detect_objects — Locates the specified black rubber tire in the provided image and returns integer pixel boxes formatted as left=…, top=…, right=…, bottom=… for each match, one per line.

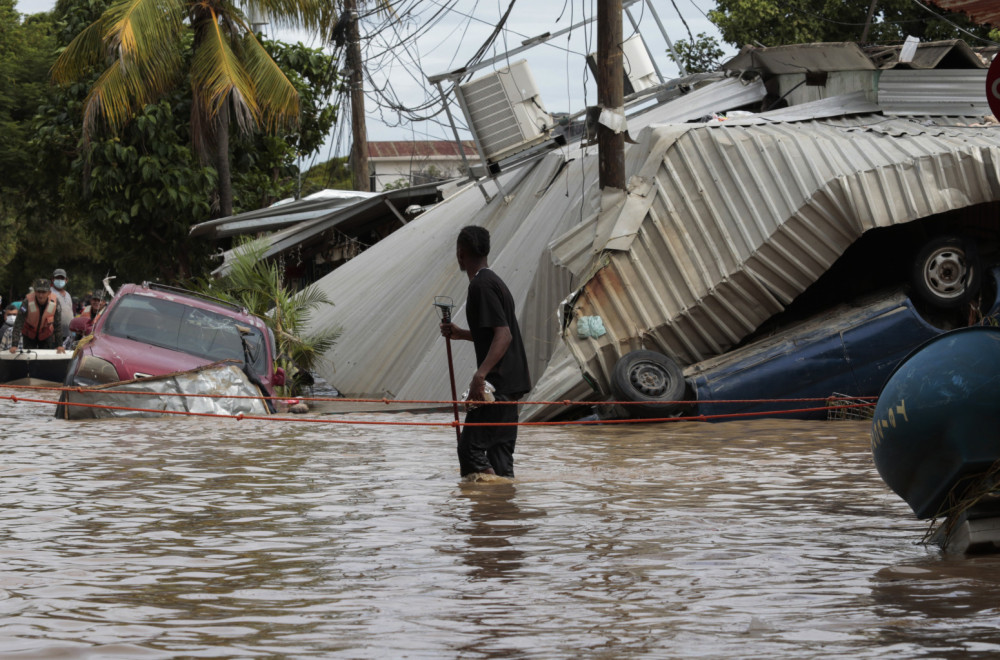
left=910, top=235, right=981, bottom=310
left=610, top=350, right=687, bottom=419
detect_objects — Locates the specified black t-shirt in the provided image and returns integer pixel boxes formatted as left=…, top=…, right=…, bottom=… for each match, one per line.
left=465, top=268, right=531, bottom=398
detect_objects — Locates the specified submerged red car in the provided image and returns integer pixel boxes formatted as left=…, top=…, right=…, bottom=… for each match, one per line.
left=64, top=283, right=280, bottom=398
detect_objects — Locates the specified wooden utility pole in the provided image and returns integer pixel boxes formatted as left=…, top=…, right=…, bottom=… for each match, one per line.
left=861, top=0, right=878, bottom=43
left=597, top=0, right=625, bottom=190
left=344, top=0, right=370, bottom=192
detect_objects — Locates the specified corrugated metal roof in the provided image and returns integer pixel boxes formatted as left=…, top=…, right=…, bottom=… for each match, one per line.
left=886, top=39, right=986, bottom=69
left=709, top=91, right=880, bottom=124
left=304, top=153, right=587, bottom=402
left=637, top=76, right=767, bottom=124
left=724, top=40, right=988, bottom=75
left=368, top=140, right=478, bottom=159
left=928, top=0, right=1000, bottom=27
left=878, top=69, right=990, bottom=115
left=724, top=43, right=876, bottom=74
left=560, top=116, right=1000, bottom=396
left=191, top=184, right=440, bottom=241
left=208, top=184, right=445, bottom=275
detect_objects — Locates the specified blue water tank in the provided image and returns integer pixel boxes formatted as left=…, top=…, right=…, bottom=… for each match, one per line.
left=871, top=325, right=1000, bottom=519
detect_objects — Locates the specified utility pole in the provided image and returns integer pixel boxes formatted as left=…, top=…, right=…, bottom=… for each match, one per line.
left=861, top=0, right=878, bottom=43
left=344, top=0, right=370, bottom=192
left=597, top=0, right=626, bottom=190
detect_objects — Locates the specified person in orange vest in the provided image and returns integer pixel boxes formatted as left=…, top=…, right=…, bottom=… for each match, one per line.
left=9, top=279, right=66, bottom=354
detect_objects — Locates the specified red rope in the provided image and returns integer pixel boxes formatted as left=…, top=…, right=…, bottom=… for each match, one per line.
left=1, top=391, right=876, bottom=426
left=0, top=382, right=876, bottom=408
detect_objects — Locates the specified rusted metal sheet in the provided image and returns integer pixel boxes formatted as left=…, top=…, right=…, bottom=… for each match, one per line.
left=927, top=0, right=1000, bottom=27
left=560, top=116, right=1000, bottom=397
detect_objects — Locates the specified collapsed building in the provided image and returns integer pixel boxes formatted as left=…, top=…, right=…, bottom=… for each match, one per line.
left=192, top=40, right=1000, bottom=420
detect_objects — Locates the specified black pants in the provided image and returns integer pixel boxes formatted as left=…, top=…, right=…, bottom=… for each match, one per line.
left=457, top=395, right=518, bottom=478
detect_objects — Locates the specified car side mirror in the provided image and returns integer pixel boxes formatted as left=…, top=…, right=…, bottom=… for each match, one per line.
left=273, top=367, right=285, bottom=386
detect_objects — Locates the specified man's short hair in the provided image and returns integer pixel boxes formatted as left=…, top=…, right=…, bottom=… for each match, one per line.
left=4, top=304, right=16, bottom=312
left=458, top=225, right=490, bottom=258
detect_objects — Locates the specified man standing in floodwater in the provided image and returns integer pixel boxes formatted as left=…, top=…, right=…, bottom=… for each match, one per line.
left=440, top=226, right=531, bottom=478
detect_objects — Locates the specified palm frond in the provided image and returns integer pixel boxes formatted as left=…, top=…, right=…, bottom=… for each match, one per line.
left=81, top=58, right=155, bottom=137
left=190, top=10, right=260, bottom=133
left=51, top=18, right=110, bottom=84
left=239, top=30, right=299, bottom=131
left=102, top=0, right=185, bottom=96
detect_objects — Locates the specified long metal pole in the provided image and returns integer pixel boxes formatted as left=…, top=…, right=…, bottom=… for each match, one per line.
left=644, top=0, right=686, bottom=77
left=441, top=308, right=462, bottom=443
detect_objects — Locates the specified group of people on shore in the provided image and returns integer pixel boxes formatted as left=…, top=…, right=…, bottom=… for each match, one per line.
left=1, top=268, right=106, bottom=353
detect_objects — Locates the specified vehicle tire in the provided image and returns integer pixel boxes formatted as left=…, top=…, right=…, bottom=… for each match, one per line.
left=610, top=350, right=687, bottom=419
left=911, top=236, right=981, bottom=310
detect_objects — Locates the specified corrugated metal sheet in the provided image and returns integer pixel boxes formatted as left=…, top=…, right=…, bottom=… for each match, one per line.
left=190, top=192, right=376, bottom=238
left=304, top=152, right=591, bottom=403
left=887, top=39, right=985, bottom=69
left=637, top=76, right=767, bottom=124
left=723, top=43, right=876, bottom=74
left=772, top=71, right=879, bottom=108
left=724, top=40, right=987, bottom=76
left=716, top=91, right=880, bottom=124
left=928, top=0, right=1000, bottom=27
left=561, top=116, right=1000, bottom=396
left=879, top=69, right=991, bottom=115
left=190, top=185, right=444, bottom=240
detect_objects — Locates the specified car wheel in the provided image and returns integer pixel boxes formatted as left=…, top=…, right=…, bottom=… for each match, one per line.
left=610, top=350, right=687, bottom=419
left=911, top=236, right=981, bottom=310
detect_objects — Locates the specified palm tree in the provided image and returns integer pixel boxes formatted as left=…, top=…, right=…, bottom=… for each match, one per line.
left=51, top=0, right=335, bottom=216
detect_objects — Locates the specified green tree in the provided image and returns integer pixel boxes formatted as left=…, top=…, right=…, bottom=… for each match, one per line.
left=49, top=0, right=334, bottom=217
left=0, top=0, right=61, bottom=287
left=709, top=0, right=994, bottom=48
left=671, top=32, right=726, bottom=75
left=229, top=39, right=339, bottom=211
left=299, top=157, right=353, bottom=196
left=189, top=238, right=341, bottom=395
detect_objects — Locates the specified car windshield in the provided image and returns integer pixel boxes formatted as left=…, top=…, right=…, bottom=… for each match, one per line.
left=103, top=294, right=269, bottom=375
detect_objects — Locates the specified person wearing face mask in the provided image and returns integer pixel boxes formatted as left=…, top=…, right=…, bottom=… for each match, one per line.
left=51, top=268, right=73, bottom=342
left=9, top=279, right=65, bottom=354
left=0, top=304, right=19, bottom=351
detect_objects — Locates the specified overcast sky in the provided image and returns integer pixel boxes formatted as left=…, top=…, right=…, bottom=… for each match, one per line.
left=14, top=0, right=731, bottom=163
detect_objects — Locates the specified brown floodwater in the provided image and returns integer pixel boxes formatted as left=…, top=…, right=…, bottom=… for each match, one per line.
left=1, top=388, right=998, bottom=659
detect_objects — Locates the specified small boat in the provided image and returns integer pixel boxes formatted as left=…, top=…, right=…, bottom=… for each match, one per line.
left=0, top=348, right=73, bottom=384
left=871, top=324, right=1000, bottom=551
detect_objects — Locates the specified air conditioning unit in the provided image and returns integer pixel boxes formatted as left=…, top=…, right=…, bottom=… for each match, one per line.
left=458, top=60, right=554, bottom=164
left=621, top=34, right=658, bottom=93
left=586, top=34, right=660, bottom=95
